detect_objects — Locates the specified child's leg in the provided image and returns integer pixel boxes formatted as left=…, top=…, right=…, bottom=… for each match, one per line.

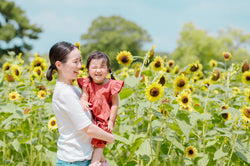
left=90, top=147, right=104, bottom=166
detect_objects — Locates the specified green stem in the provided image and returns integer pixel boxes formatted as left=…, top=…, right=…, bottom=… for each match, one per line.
left=115, top=145, right=125, bottom=166
left=202, top=87, right=210, bottom=154
left=227, top=134, right=239, bottom=166
left=154, top=119, right=165, bottom=166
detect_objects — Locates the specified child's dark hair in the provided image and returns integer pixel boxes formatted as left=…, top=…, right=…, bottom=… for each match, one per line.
left=46, top=41, right=78, bottom=81
left=86, top=51, right=115, bottom=81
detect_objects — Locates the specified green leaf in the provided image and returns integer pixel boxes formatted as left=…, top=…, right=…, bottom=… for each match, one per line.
left=166, top=135, right=184, bottom=152
left=213, top=149, right=228, bottom=160
left=235, top=149, right=250, bottom=164
left=124, top=76, right=140, bottom=87
left=132, top=117, right=144, bottom=126
left=114, top=134, right=129, bottom=145
left=35, top=145, right=43, bottom=151
left=0, top=140, right=6, bottom=147
left=135, top=139, right=153, bottom=157
left=198, top=154, right=209, bottom=166
left=176, top=119, right=191, bottom=140
left=119, top=88, right=134, bottom=100
left=206, top=140, right=216, bottom=147
left=142, top=69, right=153, bottom=76
left=12, top=139, right=21, bottom=152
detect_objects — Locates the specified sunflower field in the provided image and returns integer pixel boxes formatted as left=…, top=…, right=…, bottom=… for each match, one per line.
left=0, top=46, right=250, bottom=166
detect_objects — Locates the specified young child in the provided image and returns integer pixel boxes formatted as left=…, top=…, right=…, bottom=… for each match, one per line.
left=77, top=51, right=124, bottom=166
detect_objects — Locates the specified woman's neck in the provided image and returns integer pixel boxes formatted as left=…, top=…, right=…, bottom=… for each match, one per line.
left=58, top=77, right=73, bottom=85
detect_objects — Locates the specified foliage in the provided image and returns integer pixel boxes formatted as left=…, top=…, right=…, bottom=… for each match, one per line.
left=171, top=23, right=250, bottom=71
left=1, top=48, right=250, bottom=165
left=80, top=15, right=151, bottom=70
left=0, top=0, right=42, bottom=57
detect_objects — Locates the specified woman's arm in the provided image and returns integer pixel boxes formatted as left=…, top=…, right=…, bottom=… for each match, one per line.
left=107, top=93, right=119, bottom=132
left=80, top=86, right=92, bottom=111
left=82, top=124, right=115, bottom=144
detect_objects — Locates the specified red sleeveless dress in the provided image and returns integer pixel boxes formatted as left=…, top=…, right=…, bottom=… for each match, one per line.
left=77, top=77, right=124, bottom=148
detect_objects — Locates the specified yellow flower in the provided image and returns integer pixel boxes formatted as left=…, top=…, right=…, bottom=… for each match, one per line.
left=167, top=60, right=175, bottom=68
left=38, top=90, right=46, bottom=99
left=174, top=74, right=188, bottom=91
left=48, top=117, right=58, bottom=130
left=242, top=61, right=249, bottom=73
left=241, top=105, right=250, bottom=123
left=188, top=84, right=195, bottom=93
left=18, top=53, right=24, bottom=64
left=158, top=75, right=166, bottom=86
left=116, top=51, right=133, bottom=66
left=151, top=56, right=164, bottom=72
left=211, top=69, right=220, bottom=82
left=209, top=59, right=217, bottom=68
left=11, top=65, right=22, bottom=80
left=173, top=65, right=179, bottom=75
left=242, top=71, right=250, bottom=85
left=244, top=88, right=250, bottom=102
left=221, top=113, right=231, bottom=121
left=188, top=61, right=202, bottom=73
left=223, top=52, right=231, bottom=61
left=221, top=104, right=229, bottom=110
left=165, top=67, right=171, bottom=73
left=195, top=70, right=204, bottom=80
left=33, top=66, right=43, bottom=78
left=31, top=56, right=48, bottom=71
left=233, top=87, right=241, bottom=96
left=121, top=72, right=129, bottom=78
left=3, top=62, right=11, bottom=72
left=177, top=90, right=192, bottom=108
left=159, top=108, right=168, bottom=117
left=9, top=91, right=19, bottom=101
left=145, top=82, right=164, bottom=102
left=147, top=45, right=156, bottom=62
left=75, top=42, right=80, bottom=49
left=186, top=146, right=197, bottom=158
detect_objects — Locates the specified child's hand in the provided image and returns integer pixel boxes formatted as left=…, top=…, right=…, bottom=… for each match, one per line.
left=80, top=99, right=92, bottom=111
left=107, top=120, right=114, bottom=132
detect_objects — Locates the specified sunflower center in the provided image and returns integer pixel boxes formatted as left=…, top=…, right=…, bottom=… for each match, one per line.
left=169, top=62, right=173, bottom=67
left=51, top=121, right=56, bottom=126
left=182, top=97, right=189, bottom=103
left=155, top=61, right=161, bottom=68
left=222, top=113, right=228, bottom=119
left=221, top=106, right=227, bottom=110
left=244, top=109, right=250, bottom=118
left=150, top=87, right=160, bottom=97
left=11, top=95, right=16, bottom=100
left=190, top=65, right=198, bottom=72
left=34, top=61, right=42, bottom=66
left=121, top=56, right=129, bottom=63
left=246, top=76, right=250, bottom=81
left=177, top=79, right=185, bottom=87
left=15, top=69, right=20, bottom=76
left=36, top=70, right=41, bottom=75
left=158, top=76, right=165, bottom=86
left=224, top=54, right=229, bottom=59
left=5, top=66, right=10, bottom=70
left=188, top=150, right=194, bottom=155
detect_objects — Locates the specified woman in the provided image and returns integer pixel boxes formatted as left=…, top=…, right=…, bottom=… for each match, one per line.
left=46, top=41, right=114, bottom=166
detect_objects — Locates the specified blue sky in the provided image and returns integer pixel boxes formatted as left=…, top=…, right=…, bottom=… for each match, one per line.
left=11, top=0, right=250, bottom=54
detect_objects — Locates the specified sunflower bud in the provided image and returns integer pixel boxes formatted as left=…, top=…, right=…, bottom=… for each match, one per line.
left=223, top=52, right=231, bottom=61
left=211, top=69, right=220, bottom=81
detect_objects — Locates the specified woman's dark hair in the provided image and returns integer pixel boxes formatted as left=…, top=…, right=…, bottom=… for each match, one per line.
left=46, top=41, right=78, bottom=81
left=86, top=51, right=115, bottom=81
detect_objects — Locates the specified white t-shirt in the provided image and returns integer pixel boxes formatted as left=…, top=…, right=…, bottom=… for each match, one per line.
left=52, top=81, right=93, bottom=162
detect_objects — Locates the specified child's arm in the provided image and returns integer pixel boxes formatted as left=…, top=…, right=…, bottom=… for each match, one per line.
left=80, top=86, right=92, bottom=111
left=107, top=93, right=119, bottom=132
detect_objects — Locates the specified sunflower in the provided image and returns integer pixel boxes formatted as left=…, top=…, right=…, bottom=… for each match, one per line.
left=121, top=72, right=129, bottom=78
left=11, top=65, right=22, bottom=80
left=38, top=90, right=46, bottom=99
left=151, top=56, right=164, bottom=72
left=221, top=105, right=229, bottom=110
left=165, top=67, right=171, bottom=73
left=145, top=82, right=164, bottom=102
left=116, top=51, right=133, bottom=66
left=159, top=108, right=168, bottom=117
left=221, top=113, right=231, bottom=121
left=174, top=74, right=188, bottom=91
left=3, top=62, right=11, bottom=72
left=158, top=74, right=167, bottom=86
left=211, top=69, right=220, bottom=82
left=173, top=65, right=179, bottom=75
left=223, top=52, right=231, bottom=61
left=5, top=74, right=15, bottom=82
left=167, top=60, right=175, bottom=68
left=185, top=146, right=197, bottom=158
left=31, top=56, right=48, bottom=71
left=241, top=105, right=250, bottom=123
left=242, top=61, right=249, bottom=73
left=48, top=117, right=58, bottom=130
left=9, top=91, right=19, bottom=101
left=244, top=88, right=250, bottom=102
left=33, top=66, right=43, bottom=78
left=242, top=71, right=250, bottom=85
left=233, top=87, right=241, bottom=96
left=188, top=61, right=202, bottom=73
left=209, top=59, right=217, bottom=68
left=177, top=90, right=192, bottom=108
left=188, top=85, right=195, bottom=93
left=17, top=52, right=24, bottom=64
left=147, top=45, right=156, bottom=62
left=75, top=42, right=80, bottom=49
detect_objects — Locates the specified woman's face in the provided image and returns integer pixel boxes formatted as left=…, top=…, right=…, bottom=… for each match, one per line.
left=88, top=58, right=108, bottom=85
left=57, top=48, right=82, bottom=84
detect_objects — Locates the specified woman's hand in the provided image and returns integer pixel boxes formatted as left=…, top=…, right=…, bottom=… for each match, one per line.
left=107, top=120, right=114, bottom=132
left=80, top=99, right=92, bottom=111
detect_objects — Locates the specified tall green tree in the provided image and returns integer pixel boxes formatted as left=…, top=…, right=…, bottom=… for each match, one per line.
left=80, top=15, right=151, bottom=69
left=0, top=0, right=42, bottom=56
left=171, top=23, right=250, bottom=70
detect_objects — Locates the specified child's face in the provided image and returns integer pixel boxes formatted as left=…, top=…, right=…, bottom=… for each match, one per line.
left=88, top=58, right=109, bottom=84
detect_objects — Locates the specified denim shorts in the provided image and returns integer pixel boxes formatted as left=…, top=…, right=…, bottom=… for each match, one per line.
left=55, top=158, right=91, bottom=166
